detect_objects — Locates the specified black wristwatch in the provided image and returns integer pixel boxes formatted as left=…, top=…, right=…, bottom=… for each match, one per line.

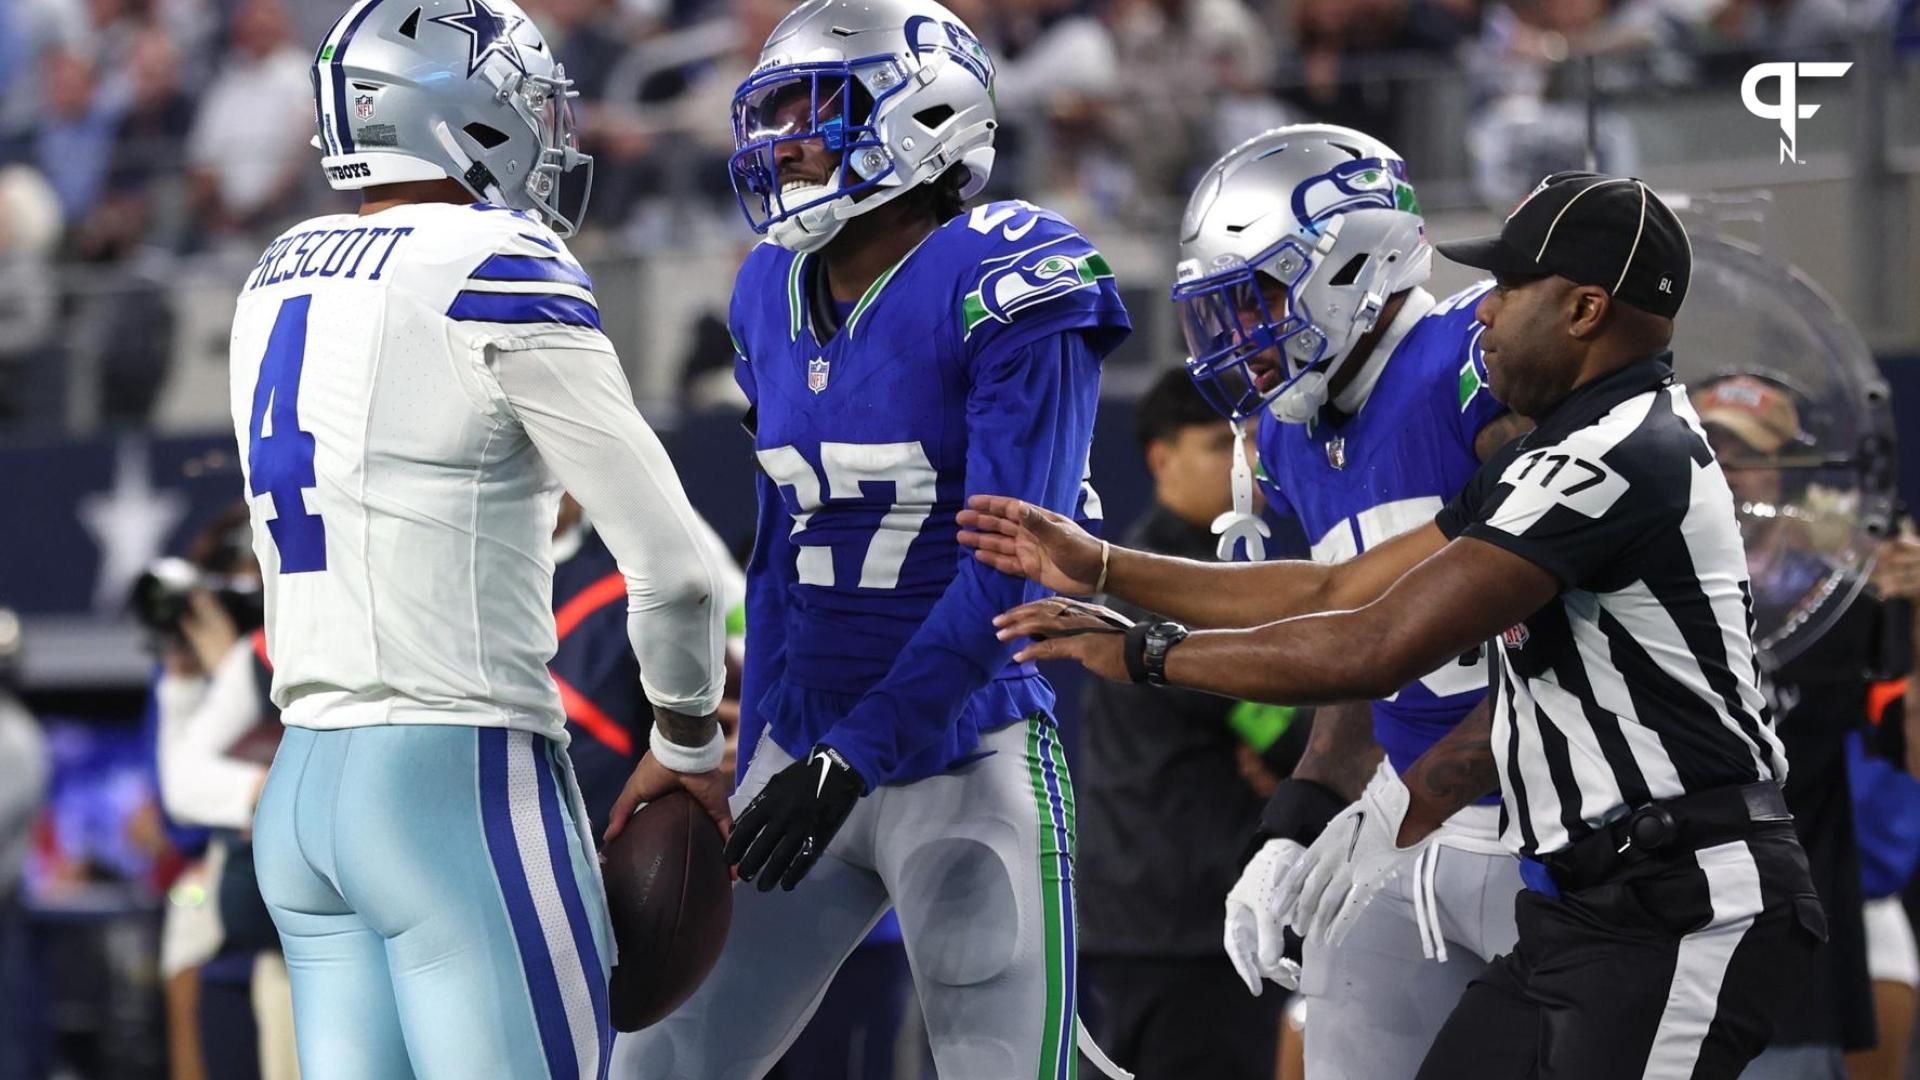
left=1124, top=620, right=1190, bottom=686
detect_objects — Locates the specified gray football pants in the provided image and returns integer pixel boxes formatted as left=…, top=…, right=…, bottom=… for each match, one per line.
left=1300, top=803, right=1522, bottom=1080
left=621, top=718, right=1082, bottom=1080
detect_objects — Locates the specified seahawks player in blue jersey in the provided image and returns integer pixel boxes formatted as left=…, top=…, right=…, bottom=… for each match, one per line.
left=624, top=2, right=1129, bottom=1078
left=962, top=126, right=1529, bottom=1080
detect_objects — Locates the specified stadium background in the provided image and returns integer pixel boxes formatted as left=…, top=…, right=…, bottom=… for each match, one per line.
left=0, top=0, right=1915, bottom=1075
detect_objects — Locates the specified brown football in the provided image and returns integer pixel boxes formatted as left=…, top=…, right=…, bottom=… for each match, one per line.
left=602, top=789, right=732, bottom=1032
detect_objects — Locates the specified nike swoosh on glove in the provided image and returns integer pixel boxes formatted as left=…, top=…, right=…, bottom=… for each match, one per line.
left=1274, top=761, right=1424, bottom=946
left=725, top=744, right=866, bottom=892
left=1224, top=838, right=1306, bottom=995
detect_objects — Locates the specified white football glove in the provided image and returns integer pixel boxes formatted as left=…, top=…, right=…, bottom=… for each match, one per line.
left=1275, top=761, right=1426, bottom=947
left=1224, top=838, right=1305, bottom=995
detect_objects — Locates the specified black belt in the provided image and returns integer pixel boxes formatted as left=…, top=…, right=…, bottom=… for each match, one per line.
left=1541, top=782, right=1792, bottom=893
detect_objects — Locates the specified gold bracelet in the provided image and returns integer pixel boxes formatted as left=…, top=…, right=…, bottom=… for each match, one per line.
left=1095, top=539, right=1111, bottom=595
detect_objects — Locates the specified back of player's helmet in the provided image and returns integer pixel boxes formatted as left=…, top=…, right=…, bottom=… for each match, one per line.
left=1175, top=125, right=1432, bottom=423
left=729, top=0, right=998, bottom=253
left=310, top=0, right=592, bottom=235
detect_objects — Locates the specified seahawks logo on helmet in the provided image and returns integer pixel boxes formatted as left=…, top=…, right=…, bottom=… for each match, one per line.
left=962, top=237, right=1111, bottom=338
left=905, top=15, right=994, bottom=91
left=1290, top=158, right=1422, bottom=231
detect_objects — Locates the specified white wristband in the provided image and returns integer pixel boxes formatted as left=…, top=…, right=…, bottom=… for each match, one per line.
left=649, top=723, right=725, bottom=774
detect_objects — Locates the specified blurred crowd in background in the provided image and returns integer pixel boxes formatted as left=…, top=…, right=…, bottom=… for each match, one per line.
left=0, top=0, right=1912, bottom=431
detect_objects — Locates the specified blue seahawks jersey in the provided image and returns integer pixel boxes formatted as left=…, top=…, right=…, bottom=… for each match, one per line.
left=732, top=200, right=1129, bottom=788
left=1255, top=283, right=1505, bottom=778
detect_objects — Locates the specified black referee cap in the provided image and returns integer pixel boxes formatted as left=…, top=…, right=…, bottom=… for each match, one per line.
left=1437, top=172, right=1692, bottom=319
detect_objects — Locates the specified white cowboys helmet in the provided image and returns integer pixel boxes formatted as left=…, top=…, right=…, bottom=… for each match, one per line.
left=729, top=0, right=999, bottom=253
left=1175, top=125, right=1431, bottom=423
left=310, top=0, right=592, bottom=235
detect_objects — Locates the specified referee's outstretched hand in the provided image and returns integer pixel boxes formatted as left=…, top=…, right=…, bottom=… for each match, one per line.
left=958, top=496, right=1104, bottom=597
left=994, top=597, right=1133, bottom=682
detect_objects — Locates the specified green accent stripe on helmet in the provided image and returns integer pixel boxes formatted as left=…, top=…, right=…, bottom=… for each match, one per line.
left=1027, top=716, right=1077, bottom=1080
left=1395, top=180, right=1422, bottom=216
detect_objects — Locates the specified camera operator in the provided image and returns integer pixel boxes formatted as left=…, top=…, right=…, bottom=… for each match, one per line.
left=140, top=504, right=293, bottom=1080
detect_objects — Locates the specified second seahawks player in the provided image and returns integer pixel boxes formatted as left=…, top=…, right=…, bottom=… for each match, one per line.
left=1183, top=125, right=1529, bottom=1080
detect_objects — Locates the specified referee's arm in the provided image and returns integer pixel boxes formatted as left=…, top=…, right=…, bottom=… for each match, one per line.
left=1006, top=532, right=1553, bottom=706
left=1003, top=532, right=1558, bottom=817
left=961, top=494, right=1458, bottom=630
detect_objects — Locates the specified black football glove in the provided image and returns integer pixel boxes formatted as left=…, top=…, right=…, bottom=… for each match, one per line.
left=725, top=744, right=867, bottom=891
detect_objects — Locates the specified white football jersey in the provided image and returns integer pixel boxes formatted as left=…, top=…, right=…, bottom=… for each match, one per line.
left=229, top=201, right=724, bottom=739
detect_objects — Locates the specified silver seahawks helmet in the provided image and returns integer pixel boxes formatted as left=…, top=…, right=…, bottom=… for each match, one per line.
left=310, top=0, right=591, bottom=235
left=1174, top=125, right=1431, bottom=423
left=730, top=0, right=999, bottom=253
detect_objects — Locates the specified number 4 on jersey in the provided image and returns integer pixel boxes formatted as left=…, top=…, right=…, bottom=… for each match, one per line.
left=247, top=295, right=327, bottom=573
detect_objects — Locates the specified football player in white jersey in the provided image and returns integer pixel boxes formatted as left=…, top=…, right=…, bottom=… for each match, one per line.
left=231, top=3, right=728, bottom=1077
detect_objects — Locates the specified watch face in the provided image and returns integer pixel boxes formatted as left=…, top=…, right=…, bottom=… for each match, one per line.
left=1143, top=622, right=1188, bottom=685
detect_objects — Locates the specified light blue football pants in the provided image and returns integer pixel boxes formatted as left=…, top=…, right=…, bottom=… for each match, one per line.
left=254, top=724, right=614, bottom=1080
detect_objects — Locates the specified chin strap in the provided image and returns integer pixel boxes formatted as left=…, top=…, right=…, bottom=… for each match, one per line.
left=1212, top=420, right=1270, bottom=563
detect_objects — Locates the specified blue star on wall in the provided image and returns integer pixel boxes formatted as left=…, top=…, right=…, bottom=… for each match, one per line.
left=430, top=0, right=527, bottom=78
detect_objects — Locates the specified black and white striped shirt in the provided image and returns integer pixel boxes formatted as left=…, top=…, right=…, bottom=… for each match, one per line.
left=1436, top=354, right=1788, bottom=859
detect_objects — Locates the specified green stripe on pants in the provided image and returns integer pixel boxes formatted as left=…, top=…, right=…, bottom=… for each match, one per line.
left=1027, top=716, right=1077, bottom=1080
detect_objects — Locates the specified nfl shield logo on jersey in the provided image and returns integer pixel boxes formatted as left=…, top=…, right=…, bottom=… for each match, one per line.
left=355, top=94, right=375, bottom=120
left=1325, top=436, right=1346, bottom=470
left=1502, top=623, right=1530, bottom=650
left=807, top=356, right=830, bottom=393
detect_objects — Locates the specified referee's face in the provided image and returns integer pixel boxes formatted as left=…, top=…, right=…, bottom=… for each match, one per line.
left=1475, top=273, right=1585, bottom=419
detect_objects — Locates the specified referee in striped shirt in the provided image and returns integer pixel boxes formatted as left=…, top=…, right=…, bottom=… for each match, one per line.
left=966, top=171, right=1825, bottom=1078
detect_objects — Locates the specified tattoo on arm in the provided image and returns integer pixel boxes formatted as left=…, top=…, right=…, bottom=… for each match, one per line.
left=1399, top=698, right=1500, bottom=840
left=1291, top=700, right=1384, bottom=802
left=653, top=705, right=720, bottom=748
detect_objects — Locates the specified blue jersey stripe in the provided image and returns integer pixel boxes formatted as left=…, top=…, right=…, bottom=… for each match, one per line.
left=473, top=254, right=593, bottom=291
left=478, top=728, right=579, bottom=1080
left=533, top=740, right=612, bottom=1079
left=519, top=232, right=561, bottom=252
left=449, top=291, right=602, bottom=330
left=330, top=0, right=386, bottom=155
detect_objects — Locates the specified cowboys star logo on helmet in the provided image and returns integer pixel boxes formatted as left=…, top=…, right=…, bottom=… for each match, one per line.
left=430, top=0, right=529, bottom=77
left=309, top=0, right=592, bottom=235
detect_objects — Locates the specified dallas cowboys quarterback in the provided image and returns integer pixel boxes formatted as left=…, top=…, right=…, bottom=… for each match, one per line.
left=623, top=1, right=1130, bottom=1077
left=234, top=3, right=729, bottom=1077
left=981, top=125, right=1532, bottom=1079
